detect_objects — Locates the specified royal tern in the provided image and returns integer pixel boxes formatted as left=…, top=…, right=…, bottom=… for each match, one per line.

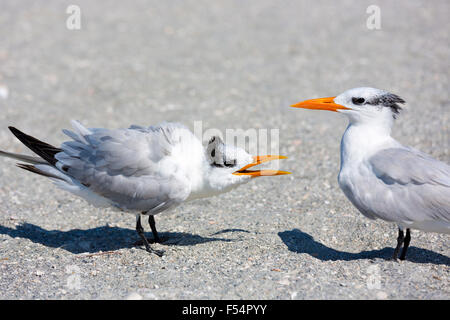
left=0, top=121, right=289, bottom=256
left=292, top=87, right=450, bottom=260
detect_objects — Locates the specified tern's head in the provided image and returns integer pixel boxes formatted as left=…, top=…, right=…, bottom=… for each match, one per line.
left=203, top=136, right=290, bottom=193
left=291, top=87, right=405, bottom=126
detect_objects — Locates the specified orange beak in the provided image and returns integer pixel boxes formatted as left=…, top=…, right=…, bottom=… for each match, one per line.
left=233, top=155, right=291, bottom=177
left=291, top=97, right=348, bottom=112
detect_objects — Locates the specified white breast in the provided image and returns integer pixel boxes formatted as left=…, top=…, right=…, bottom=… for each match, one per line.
left=337, top=123, right=400, bottom=221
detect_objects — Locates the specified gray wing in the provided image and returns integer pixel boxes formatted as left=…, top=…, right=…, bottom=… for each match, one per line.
left=54, top=121, right=191, bottom=213
left=368, top=147, right=450, bottom=223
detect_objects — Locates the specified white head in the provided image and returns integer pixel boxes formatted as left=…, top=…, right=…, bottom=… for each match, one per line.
left=196, top=136, right=290, bottom=197
left=291, top=87, right=405, bottom=129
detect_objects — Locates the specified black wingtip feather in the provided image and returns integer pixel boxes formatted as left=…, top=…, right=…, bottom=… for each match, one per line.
left=8, top=126, right=62, bottom=166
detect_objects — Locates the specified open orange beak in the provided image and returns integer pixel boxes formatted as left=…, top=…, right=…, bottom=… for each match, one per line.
left=233, top=155, right=291, bottom=177
left=291, top=97, right=349, bottom=112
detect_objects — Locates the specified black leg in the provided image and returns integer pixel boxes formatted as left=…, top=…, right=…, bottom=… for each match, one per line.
left=148, top=215, right=161, bottom=243
left=135, top=214, right=164, bottom=257
left=399, top=229, right=411, bottom=261
left=392, top=228, right=404, bottom=260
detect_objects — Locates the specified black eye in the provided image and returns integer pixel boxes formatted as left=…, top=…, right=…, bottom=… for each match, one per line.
left=211, top=149, right=215, bottom=158
left=212, top=162, right=224, bottom=168
left=224, top=159, right=237, bottom=168
left=352, top=97, right=365, bottom=105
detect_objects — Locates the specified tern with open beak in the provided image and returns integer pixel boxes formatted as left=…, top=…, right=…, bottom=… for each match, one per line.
left=0, top=121, right=289, bottom=256
left=292, top=87, right=449, bottom=260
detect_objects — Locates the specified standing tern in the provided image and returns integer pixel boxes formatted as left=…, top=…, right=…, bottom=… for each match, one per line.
left=291, top=87, right=450, bottom=260
left=0, top=121, right=289, bottom=256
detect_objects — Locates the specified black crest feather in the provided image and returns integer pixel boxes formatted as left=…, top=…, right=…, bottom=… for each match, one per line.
left=367, top=93, right=405, bottom=118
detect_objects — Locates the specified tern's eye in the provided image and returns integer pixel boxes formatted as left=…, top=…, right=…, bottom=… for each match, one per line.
left=352, top=97, right=365, bottom=105
left=211, top=149, right=215, bottom=158
left=212, top=162, right=224, bottom=168
left=224, top=159, right=237, bottom=168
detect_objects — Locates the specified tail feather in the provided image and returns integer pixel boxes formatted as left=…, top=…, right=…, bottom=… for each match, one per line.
left=8, top=127, right=62, bottom=166
left=3, top=126, right=78, bottom=188
left=16, top=163, right=66, bottom=181
left=0, top=150, right=47, bottom=164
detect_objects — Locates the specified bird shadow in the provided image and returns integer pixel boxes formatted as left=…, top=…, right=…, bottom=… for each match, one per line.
left=0, top=223, right=238, bottom=254
left=210, top=228, right=250, bottom=236
left=279, top=228, right=450, bottom=265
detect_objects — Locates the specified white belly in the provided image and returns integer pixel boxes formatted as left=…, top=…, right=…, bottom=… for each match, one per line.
left=398, top=220, right=450, bottom=234
left=338, top=166, right=450, bottom=234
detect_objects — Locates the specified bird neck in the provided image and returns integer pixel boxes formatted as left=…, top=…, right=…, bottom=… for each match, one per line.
left=340, top=121, right=397, bottom=168
left=187, top=162, right=241, bottom=201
